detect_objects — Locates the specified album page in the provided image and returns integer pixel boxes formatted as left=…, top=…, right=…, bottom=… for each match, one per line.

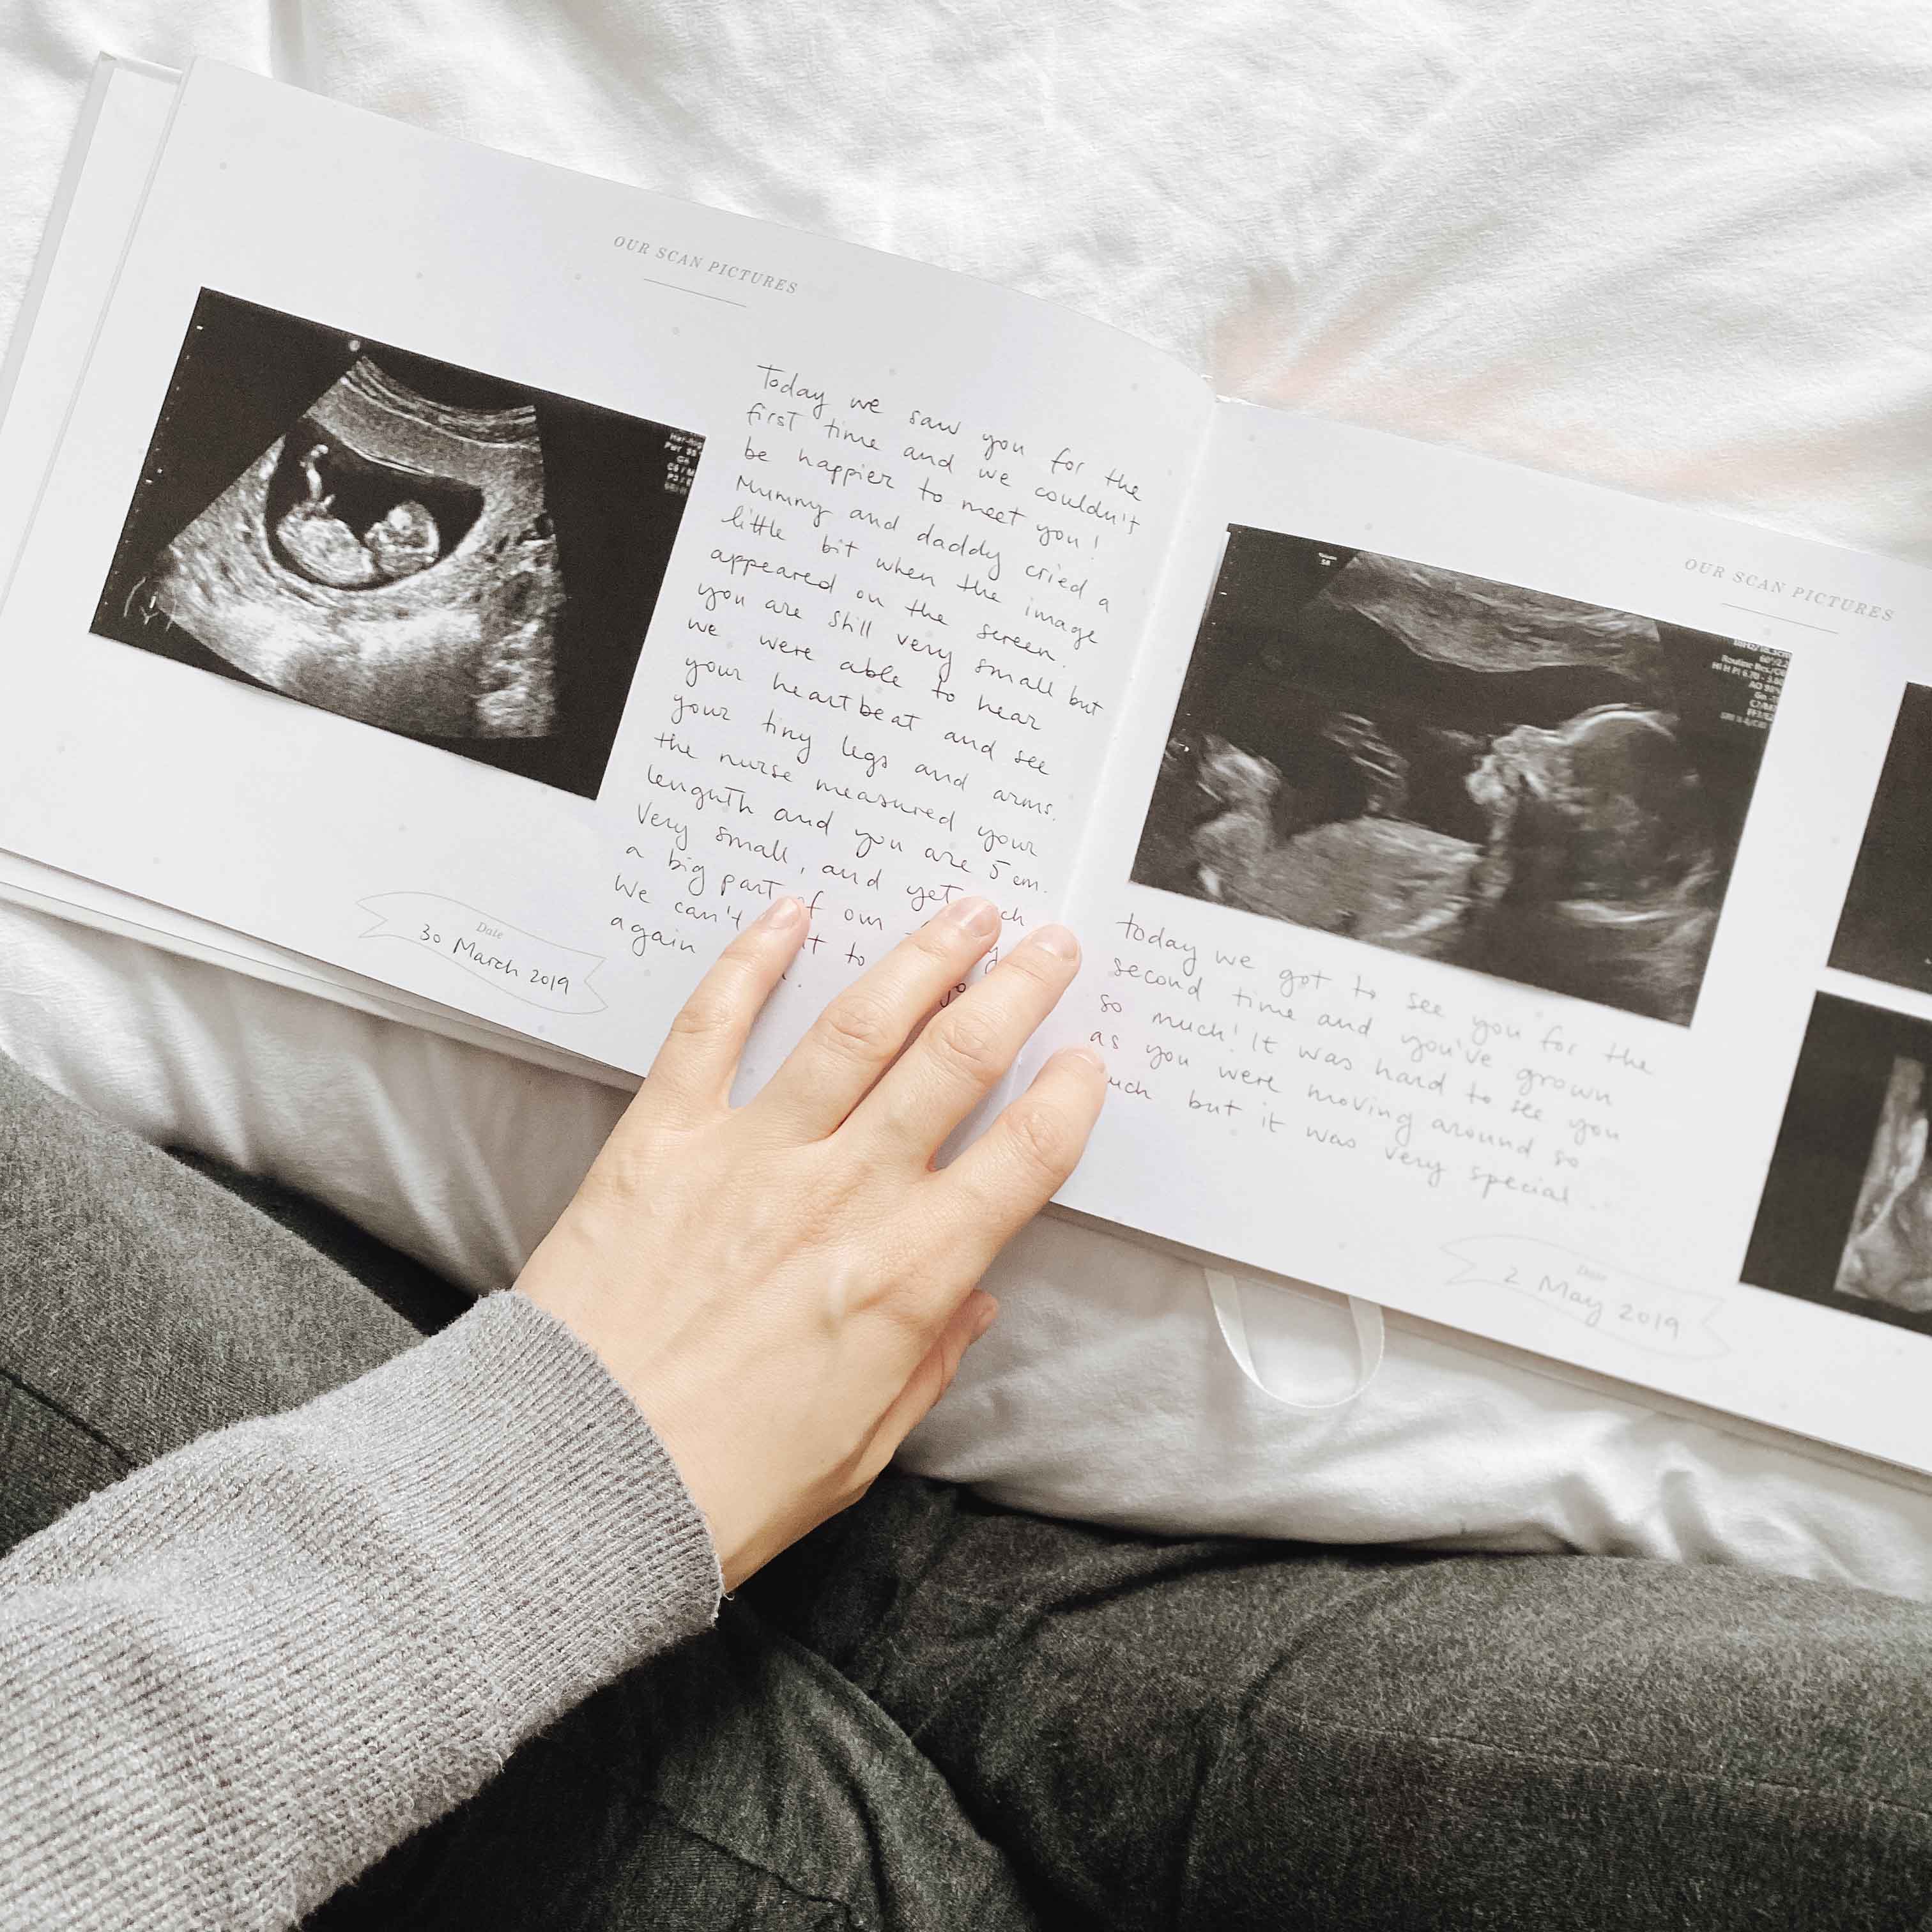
left=0, top=56, right=638, bottom=1078
left=0, top=59, right=1210, bottom=1081
left=1048, top=399, right=1932, bottom=1473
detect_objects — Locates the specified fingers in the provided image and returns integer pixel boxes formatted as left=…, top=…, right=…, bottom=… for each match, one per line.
left=936, top=1045, right=1108, bottom=1250
left=754, top=895, right=1004, bottom=1140
left=853, top=923, right=1083, bottom=1162
left=641, top=896, right=808, bottom=1115
left=859, top=1291, right=999, bottom=1484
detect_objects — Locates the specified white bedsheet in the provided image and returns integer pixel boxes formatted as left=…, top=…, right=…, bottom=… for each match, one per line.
left=8, top=1, right=1932, bottom=1597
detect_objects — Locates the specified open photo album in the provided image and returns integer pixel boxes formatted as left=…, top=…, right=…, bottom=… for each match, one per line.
left=7, top=57, right=1932, bottom=1475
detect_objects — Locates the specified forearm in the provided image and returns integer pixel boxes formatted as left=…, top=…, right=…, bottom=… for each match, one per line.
left=0, top=1291, right=720, bottom=1930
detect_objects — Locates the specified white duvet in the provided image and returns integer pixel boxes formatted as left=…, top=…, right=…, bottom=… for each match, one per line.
left=7, top=0, right=1932, bottom=1597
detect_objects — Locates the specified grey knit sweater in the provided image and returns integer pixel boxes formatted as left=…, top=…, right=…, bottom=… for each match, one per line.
left=0, top=1291, right=722, bottom=1929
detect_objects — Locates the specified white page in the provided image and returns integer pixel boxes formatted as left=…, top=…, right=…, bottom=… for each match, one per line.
left=0, top=57, right=624, bottom=1079
left=0, top=57, right=175, bottom=560
left=1049, top=398, right=1932, bottom=1475
left=0, top=848, right=632, bottom=1086
left=0, top=61, right=1209, bottom=1080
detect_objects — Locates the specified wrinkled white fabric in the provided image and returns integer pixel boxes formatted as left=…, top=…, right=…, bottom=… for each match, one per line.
left=6, top=1, right=1932, bottom=1596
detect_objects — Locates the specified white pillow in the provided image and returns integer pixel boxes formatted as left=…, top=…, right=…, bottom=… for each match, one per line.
left=8, top=896, right=1932, bottom=1601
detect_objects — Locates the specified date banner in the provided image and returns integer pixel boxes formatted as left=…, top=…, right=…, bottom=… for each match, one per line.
left=1443, top=1234, right=1729, bottom=1360
left=358, top=891, right=607, bottom=1014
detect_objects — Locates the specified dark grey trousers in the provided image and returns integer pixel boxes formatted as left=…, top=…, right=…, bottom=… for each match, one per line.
left=5, top=1048, right=1932, bottom=1930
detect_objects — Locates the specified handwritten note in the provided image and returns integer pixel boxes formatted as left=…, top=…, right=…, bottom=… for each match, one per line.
left=1090, top=910, right=1655, bottom=1220
left=598, top=353, right=1165, bottom=1008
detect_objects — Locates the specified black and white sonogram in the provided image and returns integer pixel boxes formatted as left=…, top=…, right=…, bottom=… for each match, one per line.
left=92, top=291, right=703, bottom=799
left=1131, top=528, right=1788, bottom=1025
left=1829, top=684, right=1932, bottom=996
left=1745, top=993, right=1932, bottom=1339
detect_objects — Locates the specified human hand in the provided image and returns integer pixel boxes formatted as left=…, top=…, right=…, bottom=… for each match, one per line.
left=515, top=896, right=1105, bottom=1590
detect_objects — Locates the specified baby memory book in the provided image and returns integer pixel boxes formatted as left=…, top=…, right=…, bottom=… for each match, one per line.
left=6, top=56, right=1932, bottom=1476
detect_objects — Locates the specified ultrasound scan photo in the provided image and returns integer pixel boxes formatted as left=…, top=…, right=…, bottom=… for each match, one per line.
left=1133, top=527, right=1789, bottom=1025
left=1829, top=682, right=1932, bottom=997
left=1745, top=993, right=1932, bottom=1337
left=91, top=290, right=704, bottom=798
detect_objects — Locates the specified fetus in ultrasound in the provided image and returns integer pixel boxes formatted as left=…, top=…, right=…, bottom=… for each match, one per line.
left=274, top=441, right=441, bottom=590
left=1836, top=1056, right=1932, bottom=1314
left=144, top=356, right=561, bottom=740
left=1135, top=530, right=1781, bottom=1024
left=1190, top=733, right=1482, bottom=957
left=1462, top=705, right=1719, bottom=1022
left=91, top=289, right=708, bottom=797
left=1184, top=703, right=1719, bottom=1021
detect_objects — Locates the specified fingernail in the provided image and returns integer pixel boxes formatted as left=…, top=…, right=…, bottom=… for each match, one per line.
left=971, top=1295, right=1000, bottom=1340
left=1066, top=1044, right=1107, bottom=1072
left=756, top=895, right=805, bottom=931
left=1023, top=924, right=1080, bottom=962
left=938, top=895, right=1000, bottom=940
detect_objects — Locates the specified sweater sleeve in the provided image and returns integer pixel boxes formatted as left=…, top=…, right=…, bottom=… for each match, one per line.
left=0, top=1289, right=722, bottom=1931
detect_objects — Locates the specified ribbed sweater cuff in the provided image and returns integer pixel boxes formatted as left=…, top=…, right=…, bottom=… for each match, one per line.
left=366, top=1289, right=724, bottom=1713
left=0, top=1285, right=723, bottom=1928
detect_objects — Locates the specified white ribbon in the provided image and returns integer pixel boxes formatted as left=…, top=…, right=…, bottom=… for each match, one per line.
left=1204, top=1269, right=1386, bottom=1411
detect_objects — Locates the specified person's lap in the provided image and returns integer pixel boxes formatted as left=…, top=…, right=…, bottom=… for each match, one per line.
left=0, top=1050, right=1047, bottom=1929
left=6, top=1049, right=1932, bottom=1930
left=763, top=1483, right=1932, bottom=1928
